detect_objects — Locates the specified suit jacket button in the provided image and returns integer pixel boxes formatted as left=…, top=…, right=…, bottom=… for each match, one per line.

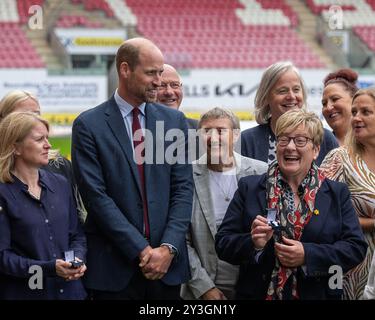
left=137, top=203, right=142, bottom=209
left=262, top=274, right=266, bottom=280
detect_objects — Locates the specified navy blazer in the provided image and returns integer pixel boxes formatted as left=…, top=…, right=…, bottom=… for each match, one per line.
left=0, top=170, right=86, bottom=300
left=186, top=117, right=198, bottom=130
left=71, top=96, right=193, bottom=291
left=240, top=123, right=339, bottom=165
left=215, top=174, right=367, bottom=300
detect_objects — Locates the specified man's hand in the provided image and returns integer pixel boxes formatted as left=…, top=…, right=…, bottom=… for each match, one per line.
left=139, top=245, right=153, bottom=267
left=139, top=246, right=174, bottom=280
left=274, top=236, right=305, bottom=268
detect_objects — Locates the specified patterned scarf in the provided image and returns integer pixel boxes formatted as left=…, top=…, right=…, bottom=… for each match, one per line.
left=265, top=160, right=325, bottom=300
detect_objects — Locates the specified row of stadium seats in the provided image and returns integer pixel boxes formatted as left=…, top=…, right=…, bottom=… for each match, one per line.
left=124, top=0, right=323, bottom=68
left=353, top=26, right=375, bottom=51
left=305, top=0, right=375, bottom=56
left=1, top=0, right=375, bottom=69
left=42, top=0, right=320, bottom=69
left=17, top=0, right=44, bottom=23
left=306, top=0, right=375, bottom=14
left=305, top=0, right=356, bottom=14
left=0, top=22, right=44, bottom=68
left=55, top=15, right=103, bottom=28
left=306, top=0, right=375, bottom=28
left=71, top=0, right=114, bottom=17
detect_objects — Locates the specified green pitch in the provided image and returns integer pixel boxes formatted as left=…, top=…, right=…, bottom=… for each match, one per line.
left=49, top=136, right=72, bottom=159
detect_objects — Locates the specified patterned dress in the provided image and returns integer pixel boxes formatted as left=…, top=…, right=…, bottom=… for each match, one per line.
left=321, top=147, right=375, bottom=300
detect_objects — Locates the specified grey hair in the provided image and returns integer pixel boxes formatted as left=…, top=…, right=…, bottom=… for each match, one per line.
left=198, top=107, right=240, bottom=130
left=254, top=61, right=307, bottom=124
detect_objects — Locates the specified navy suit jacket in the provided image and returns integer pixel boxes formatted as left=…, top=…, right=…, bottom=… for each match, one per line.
left=240, top=123, right=339, bottom=166
left=215, top=174, right=367, bottom=300
left=71, top=96, right=193, bottom=291
left=186, top=117, right=198, bottom=130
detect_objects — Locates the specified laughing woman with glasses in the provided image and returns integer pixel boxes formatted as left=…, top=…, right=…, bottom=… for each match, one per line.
left=215, top=109, right=367, bottom=300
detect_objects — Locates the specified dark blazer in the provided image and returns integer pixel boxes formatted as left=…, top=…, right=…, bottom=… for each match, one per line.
left=215, top=174, right=367, bottom=300
left=0, top=170, right=86, bottom=300
left=71, top=96, right=193, bottom=291
left=240, top=123, right=339, bottom=165
left=186, top=117, right=198, bottom=130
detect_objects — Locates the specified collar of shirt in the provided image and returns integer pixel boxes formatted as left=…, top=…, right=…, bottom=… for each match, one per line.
left=114, top=89, right=146, bottom=118
left=10, top=170, right=56, bottom=196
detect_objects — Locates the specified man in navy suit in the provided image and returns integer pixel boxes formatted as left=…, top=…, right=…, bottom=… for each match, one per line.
left=71, top=38, right=193, bottom=299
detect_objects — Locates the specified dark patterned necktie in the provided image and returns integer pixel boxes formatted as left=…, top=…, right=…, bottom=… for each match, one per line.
left=132, top=107, right=150, bottom=240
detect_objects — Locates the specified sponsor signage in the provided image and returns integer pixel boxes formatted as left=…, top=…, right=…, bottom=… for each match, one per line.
left=179, top=68, right=375, bottom=116
left=54, top=28, right=127, bottom=55
left=0, top=69, right=107, bottom=112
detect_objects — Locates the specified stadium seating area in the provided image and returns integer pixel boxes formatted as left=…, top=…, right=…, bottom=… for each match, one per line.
left=0, top=23, right=44, bottom=68
left=125, top=0, right=324, bottom=68
left=55, top=14, right=103, bottom=28
left=353, top=26, right=375, bottom=52
left=71, top=0, right=114, bottom=18
left=305, top=0, right=375, bottom=54
left=0, top=0, right=45, bottom=68
left=2, top=0, right=375, bottom=69
left=17, top=0, right=44, bottom=23
left=238, top=0, right=298, bottom=27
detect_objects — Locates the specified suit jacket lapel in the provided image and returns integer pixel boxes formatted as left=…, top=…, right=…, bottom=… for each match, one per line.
left=105, top=96, right=143, bottom=197
left=301, top=181, right=331, bottom=242
left=194, top=156, right=217, bottom=238
left=234, top=152, right=254, bottom=181
left=257, top=176, right=268, bottom=216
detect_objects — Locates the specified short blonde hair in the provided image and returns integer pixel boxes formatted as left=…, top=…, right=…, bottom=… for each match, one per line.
left=254, top=61, right=307, bottom=124
left=0, top=112, right=49, bottom=183
left=0, top=90, right=39, bottom=121
left=345, top=87, right=375, bottom=156
left=275, top=109, right=323, bottom=147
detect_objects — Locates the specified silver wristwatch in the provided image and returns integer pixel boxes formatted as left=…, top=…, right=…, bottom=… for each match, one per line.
left=161, top=243, right=177, bottom=256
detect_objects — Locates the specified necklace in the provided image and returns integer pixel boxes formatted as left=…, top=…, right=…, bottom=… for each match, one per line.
left=209, top=169, right=236, bottom=202
left=28, top=189, right=41, bottom=200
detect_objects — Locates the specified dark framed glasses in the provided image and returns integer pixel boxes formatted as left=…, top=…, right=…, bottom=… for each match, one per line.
left=276, top=136, right=312, bottom=147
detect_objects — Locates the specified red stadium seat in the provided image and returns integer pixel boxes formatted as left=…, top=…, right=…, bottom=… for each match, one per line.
left=125, top=0, right=324, bottom=69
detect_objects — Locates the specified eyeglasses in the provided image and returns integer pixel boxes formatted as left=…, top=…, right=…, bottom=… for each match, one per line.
left=157, top=82, right=182, bottom=90
left=276, top=136, right=312, bottom=147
